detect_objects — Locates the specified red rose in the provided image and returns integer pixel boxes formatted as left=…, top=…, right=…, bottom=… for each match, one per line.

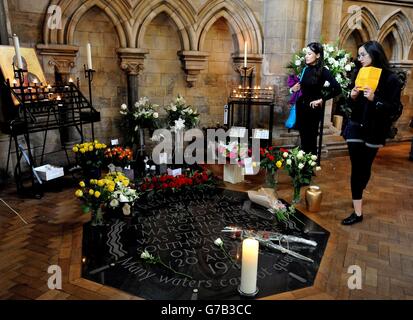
left=269, top=155, right=275, bottom=161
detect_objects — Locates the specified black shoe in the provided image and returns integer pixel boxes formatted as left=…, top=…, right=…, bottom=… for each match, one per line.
left=341, top=212, right=363, bottom=225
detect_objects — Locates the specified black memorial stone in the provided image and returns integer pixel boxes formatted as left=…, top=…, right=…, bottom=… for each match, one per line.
left=81, top=189, right=329, bottom=300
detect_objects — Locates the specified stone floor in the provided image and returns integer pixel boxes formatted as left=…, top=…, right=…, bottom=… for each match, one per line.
left=0, top=142, right=412, bottom=300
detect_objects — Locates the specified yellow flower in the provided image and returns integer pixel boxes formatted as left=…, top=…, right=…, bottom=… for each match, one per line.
left=107, top=185, right=115, bottom=192
left=88, top=146, right=94, bottom=152
left=90, top=179, right=96, bottom=185
left=72, top=146, right=79, bottom=152
left=276, top=160, right=283, bottom=168
left=89, top=189, right=95, bottom=196
left=122, top=180, right=129, bottom=187
left=97, top=180, right=105, bottom=187
left=75, top=190, right=83, bottom=197
left=80, top=148, right=86, bottom=154
left=79, top=181, right=85, bottom=188
left=94, top=191, right=101, bottom=198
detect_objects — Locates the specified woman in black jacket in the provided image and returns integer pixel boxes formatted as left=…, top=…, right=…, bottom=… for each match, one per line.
left=290, top=42, right=342, bottom=155
left=342, top=41, right=403, bottom=225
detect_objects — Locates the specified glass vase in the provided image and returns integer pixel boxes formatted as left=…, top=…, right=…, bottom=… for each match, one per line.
left=265, top=169, right=278, bottom=189
left=292, top=183, right=302, bottom=204
left=91, top=207, right=104, bottom=226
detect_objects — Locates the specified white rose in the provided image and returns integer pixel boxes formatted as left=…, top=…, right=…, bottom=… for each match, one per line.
left=110, top=199, right=119, bottom=208
left=311, top=161, right=316, bottom=166
left=298, top=163, right=304, bottom=170
left=283, top=152, right=288, bottom=158
left=297, top=151, right=304, bottom=160
left=328, top=57, right=335, bottom=65
left=122, top=203, right=131, bottom=216
left=153, top=112, right=159, bottom=118
left=295, top=60, right=301, bottom=66
left=121, top=104, right=128, bottom=111
left=336, top=74, right=342, bottom=81
left=214, top=238, right=223, bottom=246
left=286, top=159, right=292, bottom=166
left=311, top=155, right=317, bottom=161
left=171, top=106, right=177, bottom=112
left=323, top=81, right=330, bottom=88
left=328, top=46, right=334, bottom=52
left=119, top=194, right=129, bottom=202
left=316, top=166, right=322, bottom=171
left=141, top=250, right=152, bottom=259
left=345, top=64, right=352, bottom=72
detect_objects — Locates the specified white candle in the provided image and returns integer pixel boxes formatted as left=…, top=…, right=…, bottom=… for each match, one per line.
left=240, top=238, right=259, bottom=295
left=244, top=42, right=247, bottom=68
left=86, top=43, right=93, bottom=70
left=13, top=34, right=23, bottom=69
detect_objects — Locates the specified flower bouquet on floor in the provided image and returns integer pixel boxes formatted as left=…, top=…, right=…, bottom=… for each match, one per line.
left=218, top=141, right=250, bottom=184
left=105, top=172, right=140, bottom=217
left=72, top=140, right=107, bottom=179
left=164, top=94, right=199, bottom=130
left=138, top=170, right=216, bottom=196
left=259, top=146, right=284, bottom=189
left=283, top=147, right=318, bottom=203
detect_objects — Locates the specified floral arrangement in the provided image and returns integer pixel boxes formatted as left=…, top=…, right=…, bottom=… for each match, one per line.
left=72, top=140, right=107, bottom=170
left=138, top=170, right=216, bottom=194
left=283, top=147, right=319, bottom=202
left=75, top=172, right=139, bottom=220
left=283, top=147, right=318, bottom=185
left=259, top=146, right=284, bottom=173
left=267, top=199, right=300, bottom=223
left=165, top=94, right=199, bottom=129
left=217, top=141, right=249, bottom=166
left=104, top=146, right=133, bottom=168
left=287, top=42, right=356, bottom=96
left=214, top=238, right=240, bottom=269
left=120, top=97, right=159, bottom=129
left=105, top=172, right=139, bottom=216
left=141, top=250, right=192, bottom=279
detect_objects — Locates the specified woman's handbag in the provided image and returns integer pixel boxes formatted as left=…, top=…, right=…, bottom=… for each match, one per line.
left=285, top=66, right=308, bottom=129
left=285, top=105, right=296, bottom=129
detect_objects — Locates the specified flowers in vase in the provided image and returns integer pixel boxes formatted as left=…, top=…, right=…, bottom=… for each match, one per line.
left=283, top=147, right=318, bottom=187
left=165, top=94, right=199, bottom=129
left=105, top=172, right=140, bottom=215
left=259, top=146, right=284, bottom=174
left=104, top=146, right=133, bottom=168
left=72, top=140, right=107, bottom=171
left=217, top=141, right=249, bottom=166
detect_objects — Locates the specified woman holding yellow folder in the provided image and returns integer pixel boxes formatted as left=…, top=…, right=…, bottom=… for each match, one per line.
left=342, top=41, right=403, bottom=225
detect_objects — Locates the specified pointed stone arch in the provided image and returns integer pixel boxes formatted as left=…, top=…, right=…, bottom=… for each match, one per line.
left=197, top=0, right=263, bottom=55
left=134, top=1, right=195, bottom=50
left=377, top=9, right=413, bottom=61
left=340, top=6, right=379, bottom=47
left=43, top=0, right=129, bottom=47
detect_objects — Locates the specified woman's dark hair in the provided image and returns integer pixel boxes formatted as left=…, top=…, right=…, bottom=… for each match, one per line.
left=360, top=41, right=391, bottom=72
left=306, top=42, right=324, bottom=83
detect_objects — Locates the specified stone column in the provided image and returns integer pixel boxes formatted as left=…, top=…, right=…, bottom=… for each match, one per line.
left=305, top=0, right=324, bottom=45
left=117, top=48, right=149, bottom=107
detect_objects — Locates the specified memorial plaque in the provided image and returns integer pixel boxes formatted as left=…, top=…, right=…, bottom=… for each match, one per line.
left=82, top=189, right=329, bottom=300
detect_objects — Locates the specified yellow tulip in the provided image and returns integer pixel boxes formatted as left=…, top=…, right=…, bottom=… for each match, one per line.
left=75, top=190, right=83, bottom=197
left=94, top=191, right=101, bottom=198
left=89, top=189, right=95, bottom=196
left=79, top=181, right=85, bottom=188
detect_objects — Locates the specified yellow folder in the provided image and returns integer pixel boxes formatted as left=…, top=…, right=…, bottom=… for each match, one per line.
left=355, top=66, right=382, bottom=92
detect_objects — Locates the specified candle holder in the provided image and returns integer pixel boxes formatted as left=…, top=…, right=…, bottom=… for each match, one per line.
left=237, top=285, right=259, bottom=298
left=84, top=64, right=96, bottom=140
